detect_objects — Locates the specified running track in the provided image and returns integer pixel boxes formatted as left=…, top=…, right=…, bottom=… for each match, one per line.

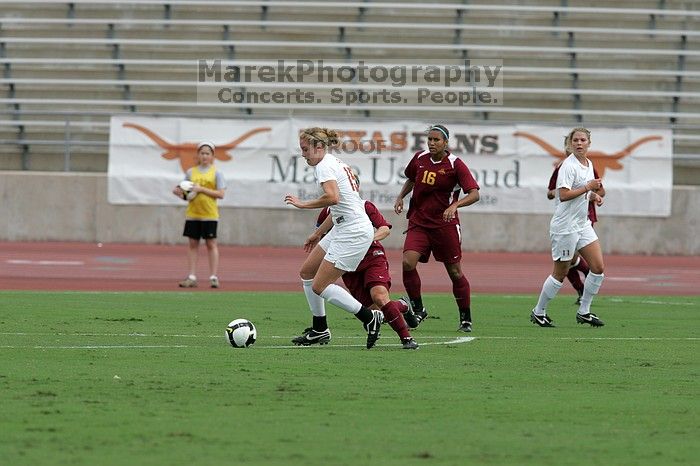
left=1, top=242, right=698, bottom=295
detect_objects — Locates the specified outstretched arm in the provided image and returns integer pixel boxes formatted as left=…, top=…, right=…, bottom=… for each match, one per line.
left=285, top=180, right=340, bottom=209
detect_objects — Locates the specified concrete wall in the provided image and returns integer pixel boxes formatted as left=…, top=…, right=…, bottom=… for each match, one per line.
left=1, top=171, right=698, bottom=255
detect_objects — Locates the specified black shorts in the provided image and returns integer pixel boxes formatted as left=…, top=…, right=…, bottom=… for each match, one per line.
left=183, top=220, right=218, bottom=239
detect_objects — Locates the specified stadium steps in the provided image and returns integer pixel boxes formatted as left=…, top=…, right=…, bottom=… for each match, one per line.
left=0, top=1, right=698, bottom=178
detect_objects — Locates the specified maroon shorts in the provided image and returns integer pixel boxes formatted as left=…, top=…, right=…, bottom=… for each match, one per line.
left=342, top=252, right=391, bottom=307
left=404, top=223, right=462, bottom=264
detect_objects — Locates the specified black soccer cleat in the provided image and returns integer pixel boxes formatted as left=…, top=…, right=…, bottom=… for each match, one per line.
left=413, top=307, right=428, bottom=325
left=401, top=338, right=419, bottom=350
left=576, top=313, right=605, bottom=327
left=530, top=310, right=555, bottom=327
left=399, top=297, right=420, bottom=329
left=292, top=328, right=332, bottom=346
left=363, top=309, right=383, bottom=349
left=458, top=321, right=472, bottom=332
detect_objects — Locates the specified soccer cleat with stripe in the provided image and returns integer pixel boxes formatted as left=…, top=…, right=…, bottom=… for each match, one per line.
left=292, top=328, right=332, bottom=346
left=530, top=310, right=555, bottom=327
left=413, top=306, right=428, bottom=325
left=576, top=313, right=605, bottom=327
left=398, top=297, right=420, bottom=329
left=401, top=338, right=419, bottom=350
left=458, top=321, right=472, bottom=332
left=364, top=309, right=383, bottom=349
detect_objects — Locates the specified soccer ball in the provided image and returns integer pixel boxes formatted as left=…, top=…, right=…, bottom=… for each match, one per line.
left=179, top=180, right=197, bottom=200
left=225, top=319, right=257, bottom=348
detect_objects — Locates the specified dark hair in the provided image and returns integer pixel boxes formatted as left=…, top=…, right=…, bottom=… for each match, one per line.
left=428, top=125, right=449, bottom=140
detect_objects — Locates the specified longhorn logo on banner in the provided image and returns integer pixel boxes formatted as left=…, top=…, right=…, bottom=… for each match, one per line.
left=513, top=132, right=663, bottom=178
left=122, top=123, right=272, bottom=172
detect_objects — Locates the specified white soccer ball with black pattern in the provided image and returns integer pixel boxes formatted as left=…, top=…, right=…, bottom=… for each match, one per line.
left=179, top=180, right=197, bottom=201
left=225, top=319, right=257, bottom=348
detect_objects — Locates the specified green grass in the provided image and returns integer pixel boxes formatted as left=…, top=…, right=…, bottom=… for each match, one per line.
left=1, top=291, right=698, bottom=466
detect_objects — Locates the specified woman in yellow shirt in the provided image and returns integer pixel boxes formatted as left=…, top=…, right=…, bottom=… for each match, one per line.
left=172, top=142, right=227, bottom=288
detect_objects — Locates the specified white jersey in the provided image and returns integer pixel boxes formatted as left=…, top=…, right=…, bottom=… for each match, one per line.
left=315, top=154, right=367, bottom=225
left=550, top=154, right=595, bottom=235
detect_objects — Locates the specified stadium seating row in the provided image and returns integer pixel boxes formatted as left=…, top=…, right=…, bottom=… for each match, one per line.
left=1, top=0, right=698, bottom=180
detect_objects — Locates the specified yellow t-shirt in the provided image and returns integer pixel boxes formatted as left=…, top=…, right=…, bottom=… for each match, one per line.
left=186, top=165, right=220, bottom=220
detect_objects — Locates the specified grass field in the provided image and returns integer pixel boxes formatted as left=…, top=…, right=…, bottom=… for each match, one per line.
left=1, top=291, right=698, bottom=466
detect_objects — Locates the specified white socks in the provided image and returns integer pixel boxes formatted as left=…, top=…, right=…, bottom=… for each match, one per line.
left=534, top=275, right=563, bottom=315
left=578, top=272, right=604, bottom=315
left=302, top=279, right=364, bottom=316
left=319, top=283, right=363, bottom=314
left=302, top=279, right=326, bottom=317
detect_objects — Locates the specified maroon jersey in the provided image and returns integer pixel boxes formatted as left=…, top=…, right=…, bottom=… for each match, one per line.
left=404, top=150, right=479, bottom=229
left=548, top=163, right=599, bottom=224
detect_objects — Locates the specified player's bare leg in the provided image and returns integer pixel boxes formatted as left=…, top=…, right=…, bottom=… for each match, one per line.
left=205, top=238, right=219, bottom=288
left=300, top=243, right=326, bottom=280
left=179, top=238, right=200, bottom=287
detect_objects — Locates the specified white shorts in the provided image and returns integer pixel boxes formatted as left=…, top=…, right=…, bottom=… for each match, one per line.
left=550, top=224, right=598, bottom=261
left=318, top=218, right=373, bottom=272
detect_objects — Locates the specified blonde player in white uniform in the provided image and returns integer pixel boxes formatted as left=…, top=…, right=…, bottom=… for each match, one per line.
left=284, top=127, right=384, bottom=348
left=530, top=128, right=606, bottom=327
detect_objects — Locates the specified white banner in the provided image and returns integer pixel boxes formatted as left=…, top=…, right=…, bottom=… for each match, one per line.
left=108, top=116, right=673, bottom=216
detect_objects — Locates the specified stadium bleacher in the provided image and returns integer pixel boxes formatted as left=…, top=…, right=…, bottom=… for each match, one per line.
left=0, top=0, right=698, bottom=182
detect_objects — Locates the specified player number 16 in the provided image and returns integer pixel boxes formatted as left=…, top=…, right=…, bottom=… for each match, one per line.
left=421, top=171, right=436, bottom=185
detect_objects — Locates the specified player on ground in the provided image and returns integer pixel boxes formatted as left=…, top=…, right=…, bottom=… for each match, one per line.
left=531, top=127, right=606, bottom=328
left=393, top=125, right=480, bottom=332
left=312, top=197, right=419, bottom=349
left=547, top=156, right=605, bottom=304
left=284, top=127, right=383, bottom=349
left=172, top=141, right=226, bottom=289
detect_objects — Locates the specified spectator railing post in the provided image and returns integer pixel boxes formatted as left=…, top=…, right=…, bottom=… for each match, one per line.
left=1, top=41, right=9, bottom=79
left=64, top=119, right=71, bottom=172
left=19, top=123, right=28, bottom=170
left=672, top=34, right=687, bottom=125
left=453, top=9, right=463, bottom=45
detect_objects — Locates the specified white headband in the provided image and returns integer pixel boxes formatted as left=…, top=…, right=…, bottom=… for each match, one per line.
left=430, top=126, right=449, bottom=139
left=197, top=141, right=215, bottom=151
